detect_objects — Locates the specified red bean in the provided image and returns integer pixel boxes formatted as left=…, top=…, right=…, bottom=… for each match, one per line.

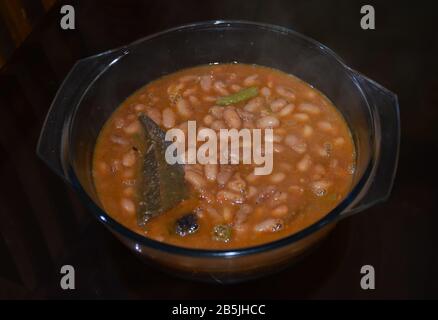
left=334, top=137, right=345, bottom=146
left=182, top=87, right=197, bottom=97
left=216, top=190, right=244, bottom=204
left=223, top=206, right=234, bottom=223
left=185, top=171, right=207, bottom=191
left=257, top=116, right=280, bottom=129
left=244, top=97, right=264, bottom=112
left=273, top=143, right=286, bottom=153
left=294, top=113, right=310, bottom=122
left=318, top=121, right=335, bottom=133
left=247, top=186, right=258, bottom=198
left=272, top=205, right=289, bottom=217
left=270, top=172, right=286, bottom=183
left=298, top=102, right=321, bottom=115
left=227, top=173, right=247, bottom=193
left=275, top=86, right=296, bottom=100
left=189, top=95, right=200, bottom=106
left=211, top=120, right=226, bottom=131
left=223, top=108, right=242, bottom=129
left=243, top=74, right=258, bottom=86
left=261, top=87, right=271, bottom=97
left=285, top=134, right=307, bottom=154
left=124, top=121, right=141, bottom=135
left=123, top=187, right=135, bottom=197
left=200, top=75, right=212, bottom=91
left=254, top=218, right=283, bottom=232
left=270, top=98, right=287, bottom=112
left=97, top=161, right=108, bottom=174
left=122, top=169, right=135, bottom=178
left=176, top=98, right=193, bottom=118
left=203, top=96, right=217, bottom=102
left=134, top=103, right=146, bottom=112
left=146, top=107, right=162, bottom=125
left=214, top=81, right=229, bottom=96
left=121, top=198, right=135, bottom=215
left=179, top=75, right=199, bottom=83
left=204, top=164, right=218, bottom=181
left=209, top=106, right=224, bottom=119
left=114, top=118, right=125, bottom=129
left=303, top=125, right=313, bottom=137
left=203, top=114, right=214, bottom=126
left=217, top=166, right=234, bottom=185
left=234, top=204, right=253, bottom=227
left=110, top=135, right=129, bottom=146
left=162, top=108, right=176, bottom=128
left=277, top=103, right=295, bottom=117
left=122, top=150, right=137, bottom=167
left=297, top=154, right=312, bottom=172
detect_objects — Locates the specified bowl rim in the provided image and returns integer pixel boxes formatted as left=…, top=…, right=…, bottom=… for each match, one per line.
left=68, top=20, right=375, bottom=258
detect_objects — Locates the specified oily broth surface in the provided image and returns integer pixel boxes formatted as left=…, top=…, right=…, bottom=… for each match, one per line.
left=93, top=64, right=355, bottom=249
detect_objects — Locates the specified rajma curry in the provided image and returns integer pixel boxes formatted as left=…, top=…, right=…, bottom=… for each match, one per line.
left=93, top=64, right=355, bottom=249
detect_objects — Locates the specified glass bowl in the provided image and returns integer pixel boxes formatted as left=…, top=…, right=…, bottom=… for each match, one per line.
left=37, top=20, right=400, bottom=283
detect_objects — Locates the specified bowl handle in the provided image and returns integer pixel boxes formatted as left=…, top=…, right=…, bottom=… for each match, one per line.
left=36, top=49, right=127, bottom=182
left=343, top=72, right=400, bottom=217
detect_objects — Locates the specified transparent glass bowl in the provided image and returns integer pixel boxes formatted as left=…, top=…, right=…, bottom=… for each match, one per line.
left=37, top=21, right=400, bottom=283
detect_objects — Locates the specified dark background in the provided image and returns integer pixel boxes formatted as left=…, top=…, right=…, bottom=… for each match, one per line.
left=0, top=0, right=437, bottom=299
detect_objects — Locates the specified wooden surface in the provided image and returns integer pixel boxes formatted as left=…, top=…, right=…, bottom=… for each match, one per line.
left=0, top=0, right=437, bottom=299
left=0, top=0, right=56, bottom=67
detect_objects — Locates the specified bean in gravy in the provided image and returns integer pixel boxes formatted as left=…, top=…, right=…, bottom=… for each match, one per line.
left=93, top=63, right=355, bottom=249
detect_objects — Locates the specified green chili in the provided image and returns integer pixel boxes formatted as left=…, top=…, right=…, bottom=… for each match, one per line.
left=216, top=87, right=259, bottom=106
